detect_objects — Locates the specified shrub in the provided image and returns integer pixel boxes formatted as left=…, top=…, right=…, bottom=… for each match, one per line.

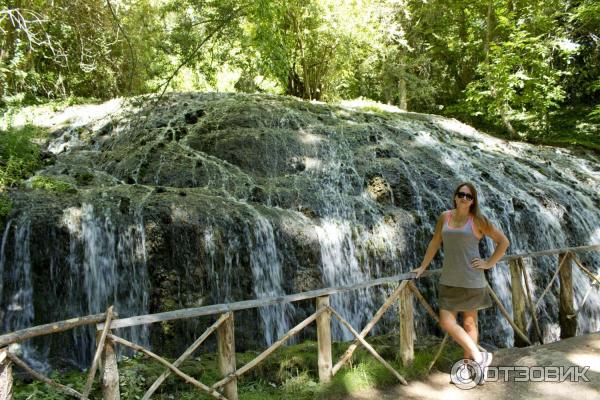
left=0, top=124, right=46, bottom=188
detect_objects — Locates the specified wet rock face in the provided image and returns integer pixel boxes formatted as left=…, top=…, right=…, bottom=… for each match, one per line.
left=366, top=175, right=393, bottom=205
left=1, top=93, right=600, bottom=368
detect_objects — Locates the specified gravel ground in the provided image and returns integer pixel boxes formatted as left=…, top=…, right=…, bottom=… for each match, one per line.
left=345, top=331, right=600, bottom=400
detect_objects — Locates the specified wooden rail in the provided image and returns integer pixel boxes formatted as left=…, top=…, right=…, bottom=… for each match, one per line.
left=0, top=244, right=598, bottom=400
left=98, top=244, right=600, bottom=331
left=0, top=313, right=109, bottom=347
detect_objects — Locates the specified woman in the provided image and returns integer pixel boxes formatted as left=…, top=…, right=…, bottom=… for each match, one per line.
left=412, top=182, right=509, bottom=375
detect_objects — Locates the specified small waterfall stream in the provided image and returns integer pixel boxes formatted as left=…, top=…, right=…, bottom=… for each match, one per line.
left=0, top=221, right=12, bottom=313
left=248, top=214, right=293, bottom=345
left=62, top=203, right=150, bottom=365
left=1, top=220, right=47, bottom=371
left=316, top=219, right=375, bottom=340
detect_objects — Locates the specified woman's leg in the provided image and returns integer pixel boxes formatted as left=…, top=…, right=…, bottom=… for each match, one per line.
left=439, top=309, right=481, bottom=362
left=462, top=310, right=478, bottom=359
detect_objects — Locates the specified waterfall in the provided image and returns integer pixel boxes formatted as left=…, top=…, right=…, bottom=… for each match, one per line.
left=2, top=93, right=599, bottom=367
left=316, top=219, right=374, bottom=340
left=59, top=203, right=150, bottom=367
left=0, top=220, right=12, bottom=309
left=304, top=125, right=384, bottom=340
left=204, top=224, right=237, bottom=304
left=248, top=214, right=293, bottom=345
left=1, top=220, right=48, bottom=371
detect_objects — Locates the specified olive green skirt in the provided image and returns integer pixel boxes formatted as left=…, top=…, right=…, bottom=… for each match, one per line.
left=438, top=284, right=493, bottom=311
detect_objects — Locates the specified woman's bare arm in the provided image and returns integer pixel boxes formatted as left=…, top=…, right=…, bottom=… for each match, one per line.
left=413, top=211, right=446, bottom=277
left=472, top=218, right=510, bottom=269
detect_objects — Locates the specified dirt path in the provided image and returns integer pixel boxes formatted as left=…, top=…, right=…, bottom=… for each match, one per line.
left=345, top=332, right=600, bottom=400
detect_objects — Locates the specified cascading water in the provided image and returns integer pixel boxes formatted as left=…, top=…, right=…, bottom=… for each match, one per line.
left=248, top=214, right=293, bottom=345
left=0, top=220, right=48, bottom=371
left=0, top=221, right=12, bottom=314
left=1, top=93, right=599, bottom=367
left=315, top=220, right=374, bottom=340
left=305, top=131, right=376, bottom=339
left=0, top=202, right=150, bottom=369
left=60, top=203, right=150, bottom=366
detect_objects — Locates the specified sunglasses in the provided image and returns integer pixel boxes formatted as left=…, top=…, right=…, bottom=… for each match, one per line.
left=456, top=191, right=474, bottom=201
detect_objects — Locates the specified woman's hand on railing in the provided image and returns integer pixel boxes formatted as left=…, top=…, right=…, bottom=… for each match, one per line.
left=411, top=266, right=427, bottom=278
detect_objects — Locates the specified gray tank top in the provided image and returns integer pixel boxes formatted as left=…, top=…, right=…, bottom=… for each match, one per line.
left=439, top=211, right=487, bottom=288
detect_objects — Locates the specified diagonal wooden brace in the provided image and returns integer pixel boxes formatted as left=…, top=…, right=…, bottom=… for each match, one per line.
left=107, top=334, right=228, bottom=400
left=211, top=307, right=326, bottom=390
left=332, top=280, right=409, bottom=375
left=143, top=312, right=231, bottom=400
left=328, top=306, right=408, bottom=385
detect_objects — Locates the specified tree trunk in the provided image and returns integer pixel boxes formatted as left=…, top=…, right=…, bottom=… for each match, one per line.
left=398, top=77, right=407, bottom=111
left=484, top=1, right=496, bottom=59
left=457, top=7, right=473, bottom=90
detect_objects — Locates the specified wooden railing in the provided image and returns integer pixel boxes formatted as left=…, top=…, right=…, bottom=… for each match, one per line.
left=0, top=244, right=598, bottom=399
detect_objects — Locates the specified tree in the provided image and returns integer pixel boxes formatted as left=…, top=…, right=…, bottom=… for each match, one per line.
left=462, top=2, right=575, bottom=137
left=0, top=0, right=167, bottom=104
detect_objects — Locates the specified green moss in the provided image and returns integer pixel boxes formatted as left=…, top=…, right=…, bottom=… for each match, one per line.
left=74, top=171, right=95, bottom=185
left=13, top=334, right=465, bottom=400
left=30, top=175, right=76, bottom=193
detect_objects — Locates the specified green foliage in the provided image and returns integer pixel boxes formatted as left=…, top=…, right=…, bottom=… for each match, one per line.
left=30, top=175, right=76, bottom=193
left=14, top=370, right=87, bottom=400
left=118, top=355, right=153, bottom=399
left=0, top=0, right=598, bottom=149
left=0, top=0, right=168, bottom=105
left=0, top=124, right=46, bottom=188
left=0, top=193, right=11, bottom=217
left=248, top=0, right=369, bottom=100
left=12, top=335, right=464, bottom=400
left=589, top=106, right=600, bottom=122
left=463, top=28, right=569, bottom=137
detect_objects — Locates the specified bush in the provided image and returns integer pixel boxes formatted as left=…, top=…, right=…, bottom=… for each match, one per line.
left=30, top=175, right=76, bottom=193
left=0, top=193, right=11, bottom=218
left=0, top=124, right=46, bottom=188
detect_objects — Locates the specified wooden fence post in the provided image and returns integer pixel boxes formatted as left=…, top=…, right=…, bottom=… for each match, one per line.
left=399, top=283, right=414, bottom=367
left=0, top=348, right=12, bottom=400
left=559, top=253, right=577, bottom=339
left=509, top=259, right=528, bottom=347
left=217, top=312, right=237, bottom=400
left=101, top=338, right=120, bottom=400
left=316, top=296, right=332, bottom=383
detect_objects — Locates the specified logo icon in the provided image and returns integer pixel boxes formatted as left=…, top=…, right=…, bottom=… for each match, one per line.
left=450, top=358, right=484, bottom=389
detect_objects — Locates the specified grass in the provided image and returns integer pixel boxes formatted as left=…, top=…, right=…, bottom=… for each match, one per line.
left=13, top=334, right=464, bottom=400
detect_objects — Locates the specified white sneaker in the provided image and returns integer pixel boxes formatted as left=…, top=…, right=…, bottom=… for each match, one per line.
left=477, top=351, right=493, bottom=385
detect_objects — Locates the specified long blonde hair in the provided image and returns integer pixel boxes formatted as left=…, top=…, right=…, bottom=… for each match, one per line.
left=452, top=182, right=492, bottom=231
